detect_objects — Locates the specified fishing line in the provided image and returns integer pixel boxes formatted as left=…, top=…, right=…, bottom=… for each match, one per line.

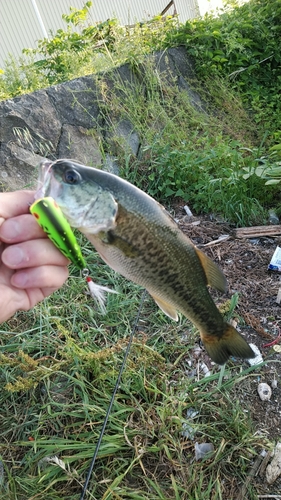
left=29, top=196, right=147, bottom=497
left=79, top=290, right=147, bottom=500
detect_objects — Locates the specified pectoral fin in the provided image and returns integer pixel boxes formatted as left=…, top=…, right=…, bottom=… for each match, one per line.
left=150, top=294, right=178, bottom=321
left=195, top=248, right=227, bottom=293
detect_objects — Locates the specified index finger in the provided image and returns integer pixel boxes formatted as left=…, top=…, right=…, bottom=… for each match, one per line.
left=0, top=190, right=35, bottom=223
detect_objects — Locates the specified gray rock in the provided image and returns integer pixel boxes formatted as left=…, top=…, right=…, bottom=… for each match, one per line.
left=266, top=442, right=281, bottom=484
left=58, top=124, right=102, bottom=166
left=106, top=119, right=140, bottom=157
left=257, top=382, right=272, bottom=401
left=0, top=47, right=207, bottom=191
left=0, top=90, right=61, bottom=147
left=0, top=143, right=42, bottom=191
left=103, top=154, right=120, bottom=175
left=47, top=76, right=101, bottom=129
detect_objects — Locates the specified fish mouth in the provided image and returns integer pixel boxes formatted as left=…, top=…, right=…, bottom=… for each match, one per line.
left=35, top=159, right=62, bottom=201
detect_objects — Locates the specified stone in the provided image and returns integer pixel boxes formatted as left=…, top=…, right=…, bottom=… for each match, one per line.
left=0, top=143, right=42, bottom=191
left=0, top=90, right=61, bottom=146
left=266, top=442, right=281, bottom=484
left=106, top=119, right=140, bottom=157
left=0, top=47, right=208, bottom=191
left=58, top=124, right=102, bottom=166
left=47, top=75, right=100, bottom=129
left=103, top=154, right=120, bottom=175
left=257, top=382, right=272, bottom=401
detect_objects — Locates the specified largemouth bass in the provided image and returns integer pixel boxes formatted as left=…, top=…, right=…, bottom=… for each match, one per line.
left=36, top=159, right=255, bottom=365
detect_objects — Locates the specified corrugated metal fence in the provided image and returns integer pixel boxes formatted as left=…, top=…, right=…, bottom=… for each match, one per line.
left=0, top=0, right=200, bottom=69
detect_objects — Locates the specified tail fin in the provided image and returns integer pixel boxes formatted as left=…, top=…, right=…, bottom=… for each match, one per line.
left=201, top=323, right=255, bottom=365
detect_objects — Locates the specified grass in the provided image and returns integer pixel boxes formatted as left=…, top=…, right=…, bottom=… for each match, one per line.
left=0, top=238, right=271, bottom=499
left=96, top=61, right=276, bottom=226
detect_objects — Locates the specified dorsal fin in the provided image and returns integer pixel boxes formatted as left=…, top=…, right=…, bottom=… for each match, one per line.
left=195, top=248, right=227, bottom=293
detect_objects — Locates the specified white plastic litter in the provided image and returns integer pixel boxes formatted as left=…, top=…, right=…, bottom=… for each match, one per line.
left=247, top=343, right=263, bottom=366
left=268, top=246, right=281, bottom=271
left=195, top=442, right=214, bottom=461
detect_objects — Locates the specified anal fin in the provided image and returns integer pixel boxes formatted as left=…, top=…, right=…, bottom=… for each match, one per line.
left=150, top=293, right=178, bottom=321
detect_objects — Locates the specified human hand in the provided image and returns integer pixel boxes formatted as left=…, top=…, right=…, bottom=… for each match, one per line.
left=0, top=190, right=69, bottom=323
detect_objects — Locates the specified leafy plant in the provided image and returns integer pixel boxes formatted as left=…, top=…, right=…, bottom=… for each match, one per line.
left=175, top=0, right=281, bottom=134
left=0, top=2, right=179, bottom=95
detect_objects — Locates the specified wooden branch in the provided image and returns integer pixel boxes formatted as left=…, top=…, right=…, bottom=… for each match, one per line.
left=202, top=234, right=230, bottom=247
left=234, top=225, right=281, bottom=239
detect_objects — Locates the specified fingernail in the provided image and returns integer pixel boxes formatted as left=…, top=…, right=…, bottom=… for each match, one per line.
left=12, top=272, right=28, bottom=287
left=4, top=246, right=26, bottom=266
left=0, top=220, right=21, bottom=241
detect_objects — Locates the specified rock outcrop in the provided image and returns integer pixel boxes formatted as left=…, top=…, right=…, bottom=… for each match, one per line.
left=0, top=47, right=205, bottom=191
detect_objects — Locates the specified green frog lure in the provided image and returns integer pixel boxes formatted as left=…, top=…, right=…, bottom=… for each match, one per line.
left=30, top=196, right=116, bottom=313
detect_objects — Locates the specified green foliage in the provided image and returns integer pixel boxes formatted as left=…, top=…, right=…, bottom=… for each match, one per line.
left=22, top=3, right=121, bottom=86
left=241, top=144, right=281, bottom=186
left=175, top=0, right=281, bottom=133
left=0, top=2, right=178, bottom=96
left=102, top=66, right=274, bottom=226
left=0, top=0, right=280, bottom=223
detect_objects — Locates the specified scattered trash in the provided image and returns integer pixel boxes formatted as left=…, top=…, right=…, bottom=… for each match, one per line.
left=192, top=346, right=203, bottom=359
left=200, top=362, right=211, bottom=377
left=266, top=442, right=281, bottom=484
left=257, top=382, right=272, bottom=401
left=273, top=344, right=281, bottom=353
left=186, top=408, right=199, bottom=419
left=276, top=288, right=281, bottom=304
left=182, top=408, right=199, bottom=440
left=38, top=455, right=68, bottom=471
left=268, top=246, right=281, bottom=271
left=271, top=379, right=278, bottom=389
left=247, top=344, right=263, bottom=366
left=249, top=238, right=260, bottom=245
left=262, top=324, right=281, bottom=348
left=194, top=442, right=214, bottom=461
left=268, top=210, right=280, bottom=225
left=183, top=205, right=193, bottom=217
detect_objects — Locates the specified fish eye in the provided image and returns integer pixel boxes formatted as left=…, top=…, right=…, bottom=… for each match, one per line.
left=64, top=169, right=81, bottom=184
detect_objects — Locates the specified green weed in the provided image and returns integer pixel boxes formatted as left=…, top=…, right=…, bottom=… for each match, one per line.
left=1, top=0, right=280, bottom=223
left=101, top=66, right=272, bottom=225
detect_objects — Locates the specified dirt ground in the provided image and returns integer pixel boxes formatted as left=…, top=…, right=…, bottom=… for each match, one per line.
left=175, top=205, right=281, bottom=496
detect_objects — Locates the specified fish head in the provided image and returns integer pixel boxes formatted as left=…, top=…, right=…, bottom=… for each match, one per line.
left=35, top=159, right=118, bottom=234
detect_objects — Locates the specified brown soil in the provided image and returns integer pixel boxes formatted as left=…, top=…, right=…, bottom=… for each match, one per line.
left=176, top=206, right=281, bottom=497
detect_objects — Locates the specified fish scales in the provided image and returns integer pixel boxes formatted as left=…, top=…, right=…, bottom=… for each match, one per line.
left=92, top=209, right=223, bottom=331
left=36, top=159, right=256, bottom=365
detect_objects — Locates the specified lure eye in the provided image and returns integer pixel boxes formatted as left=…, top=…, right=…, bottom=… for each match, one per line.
left=64, top=169, right=81, bottom=185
